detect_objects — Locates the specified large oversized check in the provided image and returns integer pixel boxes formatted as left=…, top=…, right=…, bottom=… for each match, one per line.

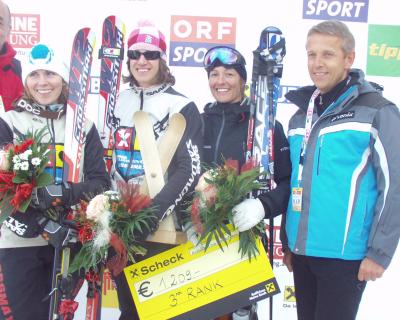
left=124, top=233, right=280, bottom=319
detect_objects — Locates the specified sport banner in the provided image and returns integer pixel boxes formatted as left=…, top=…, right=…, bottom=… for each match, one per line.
left=124, top=233, right=279, bottom=320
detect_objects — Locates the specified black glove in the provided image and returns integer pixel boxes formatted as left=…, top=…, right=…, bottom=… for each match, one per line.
left=4, top=211, right=42, bottom=238
left=31, top=184, right=67, bottom=211
left=38, top=218, right=77, bottom=248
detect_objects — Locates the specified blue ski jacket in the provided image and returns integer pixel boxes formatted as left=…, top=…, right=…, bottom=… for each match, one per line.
left=285, top=69, right=400, bottom=268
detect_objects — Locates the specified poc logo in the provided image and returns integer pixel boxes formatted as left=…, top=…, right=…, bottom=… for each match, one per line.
left=8, top=14, right=40, bottom=48
left=303, top=0, right=369, bottom=22
left=169, top=15, right=236, bottom=67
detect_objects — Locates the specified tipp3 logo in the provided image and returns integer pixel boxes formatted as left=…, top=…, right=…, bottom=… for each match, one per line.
left=169, top=15, right=236, bottom=67
left=367, top=24, right=400, bottom=77
left=303, top=0, right=369, bottom=22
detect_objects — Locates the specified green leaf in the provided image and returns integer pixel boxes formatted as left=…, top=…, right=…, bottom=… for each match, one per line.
left=12, top=175, right=28, bottom=184
left=18, top=197, right=31, bottom=213
left=0, top=197, right=14, bottom=224
left=35, top=172, right=54, bottom=187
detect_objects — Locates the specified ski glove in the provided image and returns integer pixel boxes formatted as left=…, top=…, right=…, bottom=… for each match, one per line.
left=31, top=184, right=66, bottom=211
left=4, top=212, right=42, bottom=238
left=232, top=198, right=265, bottom=232
left=39, top=219, right=77, bottom=248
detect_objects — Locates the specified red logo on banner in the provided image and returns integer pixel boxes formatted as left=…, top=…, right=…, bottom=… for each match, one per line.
left=265, top=224, right=284, bottom=260
left=8, top=14, right=40, bottom=48
left=169, top=15, right=236, bottom=67
left=170, top=15, right=236, bottom=44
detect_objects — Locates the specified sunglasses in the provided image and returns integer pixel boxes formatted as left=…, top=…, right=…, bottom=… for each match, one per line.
left=127, top=50, right=161, bottom=60
left=203, top=46, right=246, bottom=69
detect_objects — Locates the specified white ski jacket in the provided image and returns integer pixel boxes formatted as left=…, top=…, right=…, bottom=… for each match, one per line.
left=111, top=83, right=202, bottom=223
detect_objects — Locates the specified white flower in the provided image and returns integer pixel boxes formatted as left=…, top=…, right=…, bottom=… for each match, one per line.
left=12, top=155, right=21, bottom=163
left=105, top=190, right=120, bottom=201
left=19, top=150, right=32, bottom=161
left=20, top=161, right=29, bottom=171
left=93, top=210, right=112, bottom=250
left=13, top=162, right=21, bottom=170
left=31, top=157, right=41, bottom=167
left=86, top=194, right=110, bottom=222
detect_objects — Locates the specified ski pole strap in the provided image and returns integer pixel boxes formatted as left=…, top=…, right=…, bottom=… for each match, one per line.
left=261, top=37, right=286, bottom=60
left=297, top=89, right=320, bottom=185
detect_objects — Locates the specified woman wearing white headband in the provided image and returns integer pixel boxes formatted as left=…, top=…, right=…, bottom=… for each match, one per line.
left=0, top=43, right=110, bottom=320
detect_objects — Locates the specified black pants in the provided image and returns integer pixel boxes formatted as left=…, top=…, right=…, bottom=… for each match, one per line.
left=292, top=254, right=366, bottom=320
left=112, top=242, right=175, bottom=320
left=0, top=246, right=54, bottom=320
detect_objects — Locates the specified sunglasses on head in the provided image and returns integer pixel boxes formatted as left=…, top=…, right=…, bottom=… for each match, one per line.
left=127, top=50, right=161, bottom=60
left=203, top=46, right=246, bottom=69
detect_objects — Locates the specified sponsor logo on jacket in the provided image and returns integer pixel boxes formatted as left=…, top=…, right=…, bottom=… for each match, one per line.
left=330, top=111, right=355, bottom=123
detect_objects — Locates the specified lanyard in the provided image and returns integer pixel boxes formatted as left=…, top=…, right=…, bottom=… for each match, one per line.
left=297, top=89, right=320, bottom=185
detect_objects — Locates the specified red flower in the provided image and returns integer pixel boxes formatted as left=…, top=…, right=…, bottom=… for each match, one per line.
left=117, top=181, right=152, bottom=213
left=78, top=199, right=89, bottom=215
left=0, top=171, right=16, bottom=195
left=10, top=183, right=34, bottom=209
left=224, top=158, right=239, bottom=174
left=13, top=139, right=34, bottom=154
left=78, top=223, right=94, bottom=243
left=240, top=157, right=258, bottom=173
left=191, top=197, right=204, bottom=234
left=202, top=185, right=217, bottom=206
left=106, top=233, right=128, bottom=277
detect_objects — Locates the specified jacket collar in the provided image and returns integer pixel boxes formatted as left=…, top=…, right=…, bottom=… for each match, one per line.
left=204, top=98, right=250, bottom=115
left=0, top=42, right=17, bottom=68
left=16, top=98, right=65, bottom=120
left=285, top=69, right=371, bottom=113
left=131, top=82, right=170, bottom=96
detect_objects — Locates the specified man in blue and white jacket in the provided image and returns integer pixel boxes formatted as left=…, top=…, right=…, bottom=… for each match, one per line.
left=284, top=20, right=400, bottom=320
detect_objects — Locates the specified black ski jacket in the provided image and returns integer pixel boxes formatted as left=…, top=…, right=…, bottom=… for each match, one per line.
left=202, top=100, right=291, bottom=218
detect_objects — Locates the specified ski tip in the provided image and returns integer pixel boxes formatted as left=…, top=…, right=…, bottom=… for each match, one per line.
left=262, top=26, right=283, bottom=35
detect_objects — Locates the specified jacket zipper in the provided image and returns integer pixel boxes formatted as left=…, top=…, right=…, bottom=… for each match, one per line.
left=48, top=118, right=57, bottom=181
left=213, top=109, right=225, bottom=163
left=316, top=135, right=324, bottom=175
left=125, top=89, right=144, bottom=178
left=312, top=93, right=358, bottom=175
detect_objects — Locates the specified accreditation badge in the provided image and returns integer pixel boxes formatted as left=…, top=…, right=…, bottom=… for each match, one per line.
left=292, top=187, right=303, bottom=212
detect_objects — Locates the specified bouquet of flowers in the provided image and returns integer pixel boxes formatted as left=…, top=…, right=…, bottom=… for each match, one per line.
left=69, top=181, right=157, bottom=276
left=190, top=158, right=266, bottom=260
left=0, top=128, right=53, bottom=222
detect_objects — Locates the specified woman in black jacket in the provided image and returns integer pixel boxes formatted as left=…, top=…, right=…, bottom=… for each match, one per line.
left=201, top=46, right=291, bottom=319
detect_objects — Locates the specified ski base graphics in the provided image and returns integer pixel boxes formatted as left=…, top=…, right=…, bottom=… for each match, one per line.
left=97, top=15, right=126, bottom=172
